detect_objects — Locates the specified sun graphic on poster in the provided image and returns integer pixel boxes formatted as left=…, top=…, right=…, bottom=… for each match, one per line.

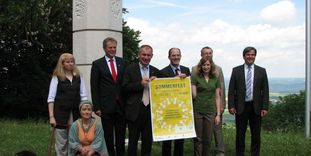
left=151, top=97, right=193, bottom=135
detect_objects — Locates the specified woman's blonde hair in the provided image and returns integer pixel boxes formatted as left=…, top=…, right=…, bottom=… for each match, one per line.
left=53, top=53, right=80, bottom=81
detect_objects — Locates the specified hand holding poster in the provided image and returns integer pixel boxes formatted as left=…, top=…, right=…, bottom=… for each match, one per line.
left=150, top=77, right=196, bottom=141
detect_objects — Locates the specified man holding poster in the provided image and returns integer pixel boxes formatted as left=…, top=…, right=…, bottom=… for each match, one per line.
left=160, top=48, right=191, bottom=156
left=122, top=45, right=163, bottom=156
left=149, top=48, right=196, bottom=156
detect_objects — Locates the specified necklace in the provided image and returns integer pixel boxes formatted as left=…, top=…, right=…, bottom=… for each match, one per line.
left=81, top=119, right=92, bottom=132
left=65, top=72, right=73, bottom=82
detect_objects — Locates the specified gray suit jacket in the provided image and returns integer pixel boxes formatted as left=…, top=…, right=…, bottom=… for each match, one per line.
left=228, top=64, right=269, bottom=115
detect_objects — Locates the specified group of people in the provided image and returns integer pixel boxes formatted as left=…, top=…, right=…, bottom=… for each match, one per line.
left=47, top=36, right=269, bottom=156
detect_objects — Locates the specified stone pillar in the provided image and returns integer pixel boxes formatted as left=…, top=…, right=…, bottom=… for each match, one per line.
left=73, top=0, right=123, bottom=99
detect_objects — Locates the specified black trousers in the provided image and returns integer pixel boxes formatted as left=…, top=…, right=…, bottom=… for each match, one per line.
left=235, top=101, right=261, bottom=156
left=101, top=110, right=126, bottom=156
left=162, top=139, right=184, bottom=156
left=127, top=103, right=152, bottom=156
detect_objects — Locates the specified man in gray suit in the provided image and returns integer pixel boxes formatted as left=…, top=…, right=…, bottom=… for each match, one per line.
left=191, top=46, right=226, bottom=156
left=228, top=46, right=269, bottom=156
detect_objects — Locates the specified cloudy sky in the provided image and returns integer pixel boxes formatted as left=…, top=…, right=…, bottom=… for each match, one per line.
left=123, top=0, right=306, bottom=78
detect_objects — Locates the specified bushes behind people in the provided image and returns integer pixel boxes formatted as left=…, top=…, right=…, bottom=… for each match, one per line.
left=262, top=91, right=305, bottom=132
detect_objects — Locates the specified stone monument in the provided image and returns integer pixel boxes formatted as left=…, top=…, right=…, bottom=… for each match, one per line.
left=73, top=0, right=123, bottom=98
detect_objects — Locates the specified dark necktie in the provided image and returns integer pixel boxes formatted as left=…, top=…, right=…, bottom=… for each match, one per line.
left=175, top=68, right=180, bottom=76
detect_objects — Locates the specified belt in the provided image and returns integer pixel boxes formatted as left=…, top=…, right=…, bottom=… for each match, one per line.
left=245, top=100, right=253, bottom=104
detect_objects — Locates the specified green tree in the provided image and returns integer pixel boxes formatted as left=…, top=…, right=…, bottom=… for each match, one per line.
left=123, top=21, right=141, bottom=63
left=0, top=0, right=72, bottom=118
left=0, top=1, right=141, bottom=118
left=122, top=8, right=141, bottom=63
left=262, top=91, right=305, bottom=132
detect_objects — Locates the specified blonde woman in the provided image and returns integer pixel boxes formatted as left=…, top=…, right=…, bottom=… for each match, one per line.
left=47, top=53, right=88, bottom=155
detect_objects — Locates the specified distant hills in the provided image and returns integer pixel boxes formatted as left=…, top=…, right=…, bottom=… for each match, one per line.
left=268, top=77, right=305, bottom=93
left=224, top=77, right=305, bottom=93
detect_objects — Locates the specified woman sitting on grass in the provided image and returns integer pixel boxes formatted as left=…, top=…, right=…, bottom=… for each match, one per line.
left=69, top=101, right=108, bottom=156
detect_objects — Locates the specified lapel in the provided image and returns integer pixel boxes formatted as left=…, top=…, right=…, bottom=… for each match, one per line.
left=241, top=64, right=258, bottom=88
left=149, top=65, right=154, bottom=77
left=167, top=66, right=175, bottom=77
left=115, top=57, right=123, bottom=80
left=102, top=57, right=111, bottom=73
left=239, top=65, right=246, bottom=87
left=180, top=66, right=185, bottom=73
left=149, top=65, right=159, bottom=78
left=115, top=57, right=122, bottom=72
left=253, top=65, right=259, bottom=87
left=180, top=66, right=188, bottom=75
left=135, top=63, right=143, bottom=81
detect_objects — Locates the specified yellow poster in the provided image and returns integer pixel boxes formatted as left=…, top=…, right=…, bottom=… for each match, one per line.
left=150, top=77, right=196, bottom=142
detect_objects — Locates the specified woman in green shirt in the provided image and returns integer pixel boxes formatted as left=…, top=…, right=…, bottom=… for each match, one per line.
left=191, top=57, right=221, bottom=156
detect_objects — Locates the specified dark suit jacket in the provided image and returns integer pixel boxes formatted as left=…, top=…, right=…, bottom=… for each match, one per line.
left=91, top=56, right=125, bottom=114
left=122, top=63, right=163, bottom=122
left=228, top=64, right=269, bottom=115
left=161, top=65, right=191, bottom=77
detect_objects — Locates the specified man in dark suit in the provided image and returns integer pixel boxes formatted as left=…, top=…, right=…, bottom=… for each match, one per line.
left=91, top=37, right=126, bottom=156
left=122, top=45, right=163, bottom=156
left=161, top=47, right=190, bottom=156
left=228, top=46, right=269, bottom=156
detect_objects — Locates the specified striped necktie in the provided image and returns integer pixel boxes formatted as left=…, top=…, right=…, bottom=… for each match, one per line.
left=246, top=65, right=252, bottom=98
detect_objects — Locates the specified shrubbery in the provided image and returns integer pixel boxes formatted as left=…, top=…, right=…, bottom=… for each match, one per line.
left=0, top=2, right=140, bottom=119
left=262, top=91, right=305, bottom=132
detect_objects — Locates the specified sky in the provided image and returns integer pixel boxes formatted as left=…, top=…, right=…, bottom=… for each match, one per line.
left=123, top=0, right=306, bottom=78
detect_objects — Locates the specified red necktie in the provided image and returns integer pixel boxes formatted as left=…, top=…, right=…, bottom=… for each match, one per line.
left=109, top=58, right=117, bottom=82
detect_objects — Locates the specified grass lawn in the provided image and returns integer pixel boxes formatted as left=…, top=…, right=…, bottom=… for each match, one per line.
left=1, top=119, right=311, bottom=156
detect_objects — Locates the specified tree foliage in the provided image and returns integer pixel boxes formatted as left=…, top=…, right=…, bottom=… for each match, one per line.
left=0, top=1, right=141, bottom=118
left=122, top=8, right=141, bottom=63
left=123, top=21, right=141, bottom=63
left=0, top=0, right=72, bottom=118
left=262, top=91, right=305, bottom=132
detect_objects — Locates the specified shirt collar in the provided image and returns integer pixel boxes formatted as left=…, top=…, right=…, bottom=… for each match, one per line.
left=105, top=55, right=115, bottom=62
left=139, top=62, right=149, bottom=69
left=244, top=63, right=254, bottom=69
left=170, top=64, right=180, bottom=71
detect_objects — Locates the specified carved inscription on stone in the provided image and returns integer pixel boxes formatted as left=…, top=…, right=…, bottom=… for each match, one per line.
left=111, top=0, right=122, bottom=19
left=75, top=0, right=87, bottom=18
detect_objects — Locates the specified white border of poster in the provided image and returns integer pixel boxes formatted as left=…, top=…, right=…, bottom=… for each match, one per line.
left=150, top=77, right=196, bottom=142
